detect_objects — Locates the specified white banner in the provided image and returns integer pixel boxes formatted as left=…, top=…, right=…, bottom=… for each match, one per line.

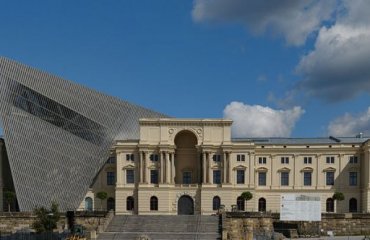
left=280, top=194, right=321, bottom=221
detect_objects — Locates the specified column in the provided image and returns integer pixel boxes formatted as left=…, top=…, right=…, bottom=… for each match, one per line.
left=160, top=151, right=164, bottom=184
left=208, top=152, right=213, bottom=184
left=145, top=152, right=150, bottom=184
left=116, top=153, right=122, bottom=185
left=202, top=152, right=207, bottom=184
left=171, top=152, right=175, bottom=184
left=123, top=169, right=126, bottom=185
left=223, top=152, right=227, bottom=184
left=166, top=152, right=170, bottom=184
left=139, top=151, right=143, bottom=183
left=227, top=152, right=232, bottom=183
left=198, top=151, right=202, bottom=184
left=249, top=152, right=255, bottom=187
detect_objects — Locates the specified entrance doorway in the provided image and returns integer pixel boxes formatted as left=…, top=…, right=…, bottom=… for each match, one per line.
left=178, top=195, right=194, bottom=215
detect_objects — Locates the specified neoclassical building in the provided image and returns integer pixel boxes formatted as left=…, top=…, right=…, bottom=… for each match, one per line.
left=80, top=118, right=370, bottom=215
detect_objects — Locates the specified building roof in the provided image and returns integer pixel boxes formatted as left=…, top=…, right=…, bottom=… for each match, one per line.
left=232, top=136, right=370, bottom=145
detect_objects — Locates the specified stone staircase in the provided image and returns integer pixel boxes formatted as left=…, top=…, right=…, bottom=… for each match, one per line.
left=98, top=215, right=221, bottom=240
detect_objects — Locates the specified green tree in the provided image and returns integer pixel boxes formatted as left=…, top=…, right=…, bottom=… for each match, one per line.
left=241, top=191, right=253, bottom=211
left=3, top=190, right=16, bottom=212
left=333, top=191, right=344, bottom=212
left=32, top=202, right=61, bottom=233
left=96, top=191, right=108, bottom=210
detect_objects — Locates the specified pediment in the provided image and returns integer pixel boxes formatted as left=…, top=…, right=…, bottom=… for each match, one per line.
left=301, top=167, right=314, bottom=172
left=233, top=165, right=247, bottom=170
left=277, top=167, right=291, bottom=172
left=255, top=167, right=268, bottom=172
left=122, top=164, right=135, bottom=170
left=323, top=167, right=336, bottom=172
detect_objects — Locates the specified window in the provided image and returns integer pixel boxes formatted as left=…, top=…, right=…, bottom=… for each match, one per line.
left=258, top=172, right=266, bottom=186
left=258, top=157, right=267, bottom=164
left=304, top=157, right=312, bottom=164
left=150, top=154, right=159, bottom=162
left=258, top=198, right=266, bottom=212
left=107, top=197, right=115, bottom=211
left=281, top=157, right=289, bottom=164
left=126, top=169, right=135, bottom=184
left=304, top=172, right=312, bottom=186
left=126, top=154, right=135, bottom=161
left=326, top=198, right=334, bottom=212
left=326, top=172, right=334, bottom=185
left=213, top=170, right=221, bottom=184
left=237, top=154, right=245, bottom=161
left=326, top=156, right=335, bottom=164
left=213, top=154, right=221, bottom=162
left=237, top=197, right=244, bottom=211
left=183, top=171, right=192, bottom=184
left=349, top=156, right=358, bottom=164
left=349, top=172, right=358, bottom=186
left=107, top=157, right=116, bottom=164
left=349, top=198, right=357, bottom=212
left=150, top=196, right=158, bottom=211
left=150, top=170, right=158, bottom=184
left=236, top=170, right=245, bottom=184
left=85, top=197, right=93, bottom=211
left=213, top=196, right=221, bottom=210
left=127, top=196, right=134, bottom=211
left=107, top=172, right=115, bottom=185
left=281, top=172, right=289, bottom=186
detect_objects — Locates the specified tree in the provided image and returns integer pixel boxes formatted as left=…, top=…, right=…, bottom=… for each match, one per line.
left=96, top=191, right=108, bottom=210
left=32, top=202, right=61, bottom=233
left=3, top=190, right=16, bottom=212
left=333, top=192, right=345, bottom=213
left=241, top=191, right=253, bottom=211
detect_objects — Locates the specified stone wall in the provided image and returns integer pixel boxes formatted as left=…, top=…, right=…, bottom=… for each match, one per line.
left=0, top=211, right=113, bottom=234
left=223, top=212, right=370, bottom=239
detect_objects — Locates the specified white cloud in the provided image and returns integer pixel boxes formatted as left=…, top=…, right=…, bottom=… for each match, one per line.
left=192, top=0, right=335, bottom=46
left=296, top=0, right=370, bottom=102
left=328, top=107, right=370, bottom=136
left=223, top=102, right=304, bottom=137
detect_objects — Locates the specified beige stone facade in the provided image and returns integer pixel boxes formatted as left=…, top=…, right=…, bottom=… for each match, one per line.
left=79, top=118, right=370, bottom=215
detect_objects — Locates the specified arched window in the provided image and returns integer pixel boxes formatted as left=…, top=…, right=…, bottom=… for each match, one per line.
left=84, top=197, right=93, bottom=211
left=237, top=196, right=244, bottom=211
left=258, top=198, right=266, bottom=212
left=150, top=196, right=158, bottom=211
left=349, top=198, right=357, bottom=213
left=213, top=196, right=221, bottom=210
left=127, top=196, right=134, bottom=211
left=107, top=197, right=115, bottom=211
left=326, top=198, right=334, bottom=212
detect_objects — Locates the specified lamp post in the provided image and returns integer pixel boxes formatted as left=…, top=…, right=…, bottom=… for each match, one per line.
left=47, top=213, right=54, bottom=239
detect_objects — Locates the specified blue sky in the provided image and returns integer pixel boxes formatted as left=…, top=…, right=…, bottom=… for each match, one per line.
left=1, top=0, right=370, bottom=138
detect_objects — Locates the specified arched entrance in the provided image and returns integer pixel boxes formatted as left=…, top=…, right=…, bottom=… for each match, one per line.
left=178, top=195, right=194, bottom=215
left=174, top=131, right=199, bottom=184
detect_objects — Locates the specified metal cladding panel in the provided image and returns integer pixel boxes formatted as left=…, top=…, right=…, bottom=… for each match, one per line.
left=0, top=57, right=167, bottom=211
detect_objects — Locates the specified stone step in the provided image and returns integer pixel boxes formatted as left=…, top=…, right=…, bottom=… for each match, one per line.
left=98, top=232, right=221, bottom=240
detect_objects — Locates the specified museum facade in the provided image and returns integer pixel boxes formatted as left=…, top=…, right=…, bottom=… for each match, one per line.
left=80, top=118, right=370, bottom=215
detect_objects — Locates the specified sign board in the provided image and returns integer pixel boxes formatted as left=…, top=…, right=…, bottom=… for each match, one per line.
left=280, top=194, right=321, bottom=221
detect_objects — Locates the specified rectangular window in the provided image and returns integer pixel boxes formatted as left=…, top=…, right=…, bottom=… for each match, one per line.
left=281, top=172, right=289, bottom=186
left=237, top=154, right=245, bottom=161
left=107, top=157, right=116, bottom=164
left=349, top=172, right=358, bottom=186
left=150, top=154, right=159, bottom=162
left=281, top=157, right=289, bottom=164
left=183, top=171, right=192, bottom=184
left=326, top=172, right=334, bottom=185
left=326, top=156, right=335, bottom=164
left=107, top=172, right=115, bottom=185
left=126, top=154, right=135, bottom=161
left=126, top=169, right=135, bottom=184
left=258, top=172, right=266, bottom=186
left=213, top=154, right=221, bottom=162
left=349, top=156, right=358, bottom=164
left=150, top=170, right=159, bottom=184
left=258, top=157, right=267, bottom=164
left=304, top=157, right=312, bottom=164
left=213, top=170, right=221, bottom=184
left=236, top=170, right=245, bottom=184
left=303, top=172, right=312, bottom=186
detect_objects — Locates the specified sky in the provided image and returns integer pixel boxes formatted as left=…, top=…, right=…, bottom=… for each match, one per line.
left=1, top=0, right=370, bottom=138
